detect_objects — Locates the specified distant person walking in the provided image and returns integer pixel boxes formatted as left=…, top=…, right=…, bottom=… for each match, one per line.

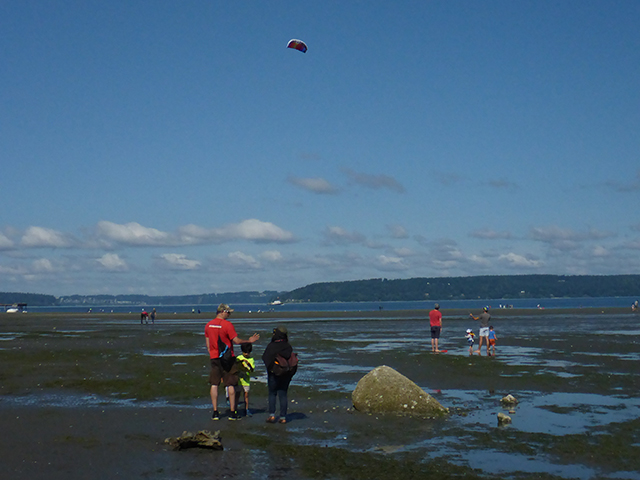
left=205, top=304, right=259, bottom=421
left=470, top=307, right=491, bottom=355
left=262, top=325, right=296, bottom=424
left=150, top=308, right=156, bottom=324
left=429, top=303, right=443, bottom=353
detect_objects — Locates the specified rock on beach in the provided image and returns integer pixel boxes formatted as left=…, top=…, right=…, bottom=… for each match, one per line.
left=497, top=412, right=512, bottom=425
left=352, top=365, right=447, bottom=417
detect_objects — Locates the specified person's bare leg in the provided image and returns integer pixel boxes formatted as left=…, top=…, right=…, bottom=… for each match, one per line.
left=210, top=385, right=218, bottom=411
left=228, top=385, right=236, bottom=411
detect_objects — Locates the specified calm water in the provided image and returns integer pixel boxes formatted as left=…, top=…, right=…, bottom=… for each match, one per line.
left=24, top=295, right=640, bottom=313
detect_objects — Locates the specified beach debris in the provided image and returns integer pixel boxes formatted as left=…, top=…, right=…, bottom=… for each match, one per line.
left=352, top=365, right=448, bottom=417
left=500, top=394, right=519, bottom=405
left=164, top=430, right=223, bottom=451
left=497, top=412, right=512, bottom=426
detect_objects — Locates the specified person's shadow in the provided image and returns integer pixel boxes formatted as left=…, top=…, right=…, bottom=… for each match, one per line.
left=285, top=412, right=307, bottom=422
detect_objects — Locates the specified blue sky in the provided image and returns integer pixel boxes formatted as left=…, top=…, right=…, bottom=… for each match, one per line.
left=1, top=1, right=639, bottom=297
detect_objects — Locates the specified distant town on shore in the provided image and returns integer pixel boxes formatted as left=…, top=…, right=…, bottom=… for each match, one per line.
left=2, top=274, right=640, bottom=307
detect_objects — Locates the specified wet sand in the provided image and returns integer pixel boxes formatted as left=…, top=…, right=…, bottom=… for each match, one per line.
left=1, top=309, right=639, bottom=479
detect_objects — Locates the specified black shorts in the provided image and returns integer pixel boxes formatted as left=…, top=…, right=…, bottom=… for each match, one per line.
left=430, top=326, right=441, bottom=339
left=209, top=358, right=239, bottom=387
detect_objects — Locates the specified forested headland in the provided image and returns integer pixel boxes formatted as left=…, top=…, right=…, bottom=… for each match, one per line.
left=277, top=274, right=640, bottom=303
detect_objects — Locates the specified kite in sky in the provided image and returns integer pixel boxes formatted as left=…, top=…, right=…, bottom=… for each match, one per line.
left=287, top=39, right=307, bottom=53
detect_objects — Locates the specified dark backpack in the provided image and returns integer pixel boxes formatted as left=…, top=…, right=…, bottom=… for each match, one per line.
left=217, top=337, right=234, bottom=371
left=272, top=352, right=298, bottom=376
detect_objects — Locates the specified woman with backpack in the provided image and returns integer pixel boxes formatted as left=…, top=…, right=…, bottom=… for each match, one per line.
left=262, top=325, right=297, bottom=424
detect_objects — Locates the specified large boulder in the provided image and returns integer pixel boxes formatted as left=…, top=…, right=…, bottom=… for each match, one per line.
left=352, top=365, right=447, bottom=417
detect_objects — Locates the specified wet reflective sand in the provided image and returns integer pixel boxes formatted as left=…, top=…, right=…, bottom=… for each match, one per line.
left=1, top=310, right=639, bottom=479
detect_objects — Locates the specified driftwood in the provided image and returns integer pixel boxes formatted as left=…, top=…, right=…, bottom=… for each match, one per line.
left=164, top=430, right=223, bottom=451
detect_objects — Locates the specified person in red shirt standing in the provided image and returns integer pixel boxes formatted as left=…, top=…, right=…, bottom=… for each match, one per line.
left=205, top=304, right=259, bottom=420
left=429, top=303, right=443, bottom=353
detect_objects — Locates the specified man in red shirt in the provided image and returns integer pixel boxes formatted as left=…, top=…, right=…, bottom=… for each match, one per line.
left=205, top=304, right=259, bottom=420
left=429, top=303, right=443, bottom=353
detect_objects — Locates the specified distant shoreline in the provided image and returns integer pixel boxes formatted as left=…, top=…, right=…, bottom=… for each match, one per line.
left=2, top=306, right=635, bottom=321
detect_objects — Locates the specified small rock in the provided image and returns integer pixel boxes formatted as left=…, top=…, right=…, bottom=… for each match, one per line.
left=500, top=394, right=518, bottom=405
left=164, top=430, right=223, bottom=451
left=497, top=412, right=512, bottom=425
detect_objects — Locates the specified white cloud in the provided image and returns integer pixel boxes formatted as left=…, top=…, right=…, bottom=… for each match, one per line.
left=591, top=246, right=610, bottom=257
left=227, top=251, right=261, bottom=269
left=498, top=252, right=543, bottom=268
left=32, top=258, right=55, bottom=273
left=435, top=171, right=465, bottom=186
left=393, top=247, right=415, bottom=257
left=470, top=229, right=513, bottom=240
left=178, top=219, right=295, bottom=244
left=287, top=176, right=339, bottom=194
left=260, top=250, right=283, bottom=262
left=21, top=226, right=74, bottom=248
left=0, top=264, right=25, bottom=275
left=388, top=224, right=409, bottom=239
left=376, top=255, right=409, bottom=271
left=342, top=168, right=406, bottom=193
left=91, top=219, right=295, bottom=248
left=219, top=219, right=295, bottom=243
left=97, top=253, right=129, bottom=271
left=159, top=253, right=201, bottom=270
left=604, top=170, right=640, bottom=192
left=96, top=221, right=170, bottom=246
left=0, top=232, right=14, bottom=249
left=323, top=226, right=367, bottom=245
left=468, top=254, right=492, bottom=267
left=530, top=225, right=614, bottom=243
left=488, top=178, right=518, bottom=189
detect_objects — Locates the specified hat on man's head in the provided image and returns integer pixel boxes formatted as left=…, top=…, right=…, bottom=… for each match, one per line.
left=466, top=329, right=472, bottom=333
left=275, top=325, right=288, bottom=335
left=483, top=306, right=488, bottom=312
left=434, top=303, right=440, bottom=309
left=217, top=303, right=234, bottom=313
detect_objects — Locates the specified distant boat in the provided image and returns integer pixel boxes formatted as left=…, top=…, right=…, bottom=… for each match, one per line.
left=3, top=303, right=27, bottom=313
left=269, top=300, right=283, bottom=306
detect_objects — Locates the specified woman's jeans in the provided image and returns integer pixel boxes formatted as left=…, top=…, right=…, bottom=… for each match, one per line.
left=267, top=372, right=292, bottom=418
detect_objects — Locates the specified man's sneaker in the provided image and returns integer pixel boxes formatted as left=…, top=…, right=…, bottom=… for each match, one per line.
left=229, top=410, right=240, bottom=421
left=212, top=410, right=220, bottom=421
left=246, top=409, right=253, bottom=417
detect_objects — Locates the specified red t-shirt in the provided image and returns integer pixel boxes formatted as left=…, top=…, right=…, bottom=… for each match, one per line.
left=429, top=309, right=442, bottom=327
left=205, top=318, right=238, bottom=359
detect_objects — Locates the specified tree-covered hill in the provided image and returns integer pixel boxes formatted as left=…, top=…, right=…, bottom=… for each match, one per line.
left=0, top=291, right=281, bottom=307
left=0, top=292, right=58, bottom=306
left=278, top=275, right=640, bottom=303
